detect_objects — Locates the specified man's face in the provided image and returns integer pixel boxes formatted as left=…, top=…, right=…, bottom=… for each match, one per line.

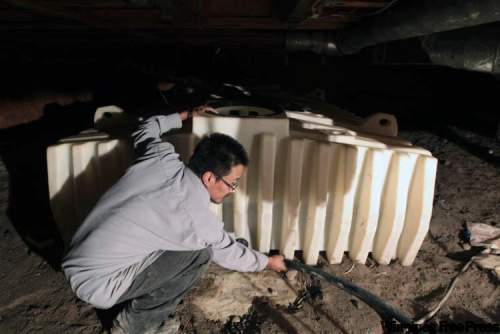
left=203, top=164, right=245, bottom=204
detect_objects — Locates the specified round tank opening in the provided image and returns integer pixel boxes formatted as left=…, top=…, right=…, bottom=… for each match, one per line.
left=379, top=119, right=390, bottom=127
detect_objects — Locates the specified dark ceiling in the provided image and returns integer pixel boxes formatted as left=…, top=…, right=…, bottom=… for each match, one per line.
left=2, top=0, right=500, bottom=140
left=0, top=0, right=393, bottom=48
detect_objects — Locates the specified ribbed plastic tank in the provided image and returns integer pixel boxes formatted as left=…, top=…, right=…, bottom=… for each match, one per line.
left=47, top=104, right=437, bottom=266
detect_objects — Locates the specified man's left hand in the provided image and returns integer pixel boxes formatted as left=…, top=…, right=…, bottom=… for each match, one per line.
left=179, top=105, right=216, bottom=121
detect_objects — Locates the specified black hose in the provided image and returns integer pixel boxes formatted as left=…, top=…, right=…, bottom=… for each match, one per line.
left=285, top=259, right=414, bottom=325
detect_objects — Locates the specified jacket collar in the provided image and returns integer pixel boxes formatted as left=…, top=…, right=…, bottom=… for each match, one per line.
left=184, top=167, right=210, bottom=204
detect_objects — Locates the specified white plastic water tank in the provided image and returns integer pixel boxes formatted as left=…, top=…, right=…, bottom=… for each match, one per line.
left=47, top=104, right=437, bottom=266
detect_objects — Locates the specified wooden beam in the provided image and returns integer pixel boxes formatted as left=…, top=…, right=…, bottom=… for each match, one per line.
left=0, top=29, right=286, bottom=48
left=2, top=0, right=118, bottom=30
left=1, top=1, right=352, bottom=31
left=0, top=22, right=86, bottom=31
left=205, top=0, right=272, bottom=17
left=325, top=1, right=388, bottom=9
left=1, top=0, right=166, bottom=43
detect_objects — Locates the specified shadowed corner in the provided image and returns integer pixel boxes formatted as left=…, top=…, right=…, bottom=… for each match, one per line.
left=0, top=100, right=97, bottom=270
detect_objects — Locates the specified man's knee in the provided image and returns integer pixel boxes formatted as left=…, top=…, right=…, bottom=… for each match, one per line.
left=195, top=248, right=211, bottom=268
left=180, top=249, right=210, bottom=282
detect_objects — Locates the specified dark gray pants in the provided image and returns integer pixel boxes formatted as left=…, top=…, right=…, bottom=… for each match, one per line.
left=113, top=248, right=211, bottom=334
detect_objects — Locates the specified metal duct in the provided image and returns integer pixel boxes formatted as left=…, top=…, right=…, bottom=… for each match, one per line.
left=287, top=0, right=500, bottom=56
left=286, top=31, right=338, bottom=55
left=421, top=24, right=500, bottom=74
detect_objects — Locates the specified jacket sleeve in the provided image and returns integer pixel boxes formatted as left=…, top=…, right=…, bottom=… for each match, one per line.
left=132, top=113, right=182, bottom=161
left=192, top=210, right=269, bottom=272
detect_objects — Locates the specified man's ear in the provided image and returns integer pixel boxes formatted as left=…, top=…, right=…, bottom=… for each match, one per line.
left=201, top=171, right=215, bottom=187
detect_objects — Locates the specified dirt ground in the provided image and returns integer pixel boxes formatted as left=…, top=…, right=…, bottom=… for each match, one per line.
left=0, top=126, right=499, bottom=334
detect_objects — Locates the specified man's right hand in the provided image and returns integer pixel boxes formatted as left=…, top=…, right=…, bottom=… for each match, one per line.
left=267, top=255, right=287, bottom=272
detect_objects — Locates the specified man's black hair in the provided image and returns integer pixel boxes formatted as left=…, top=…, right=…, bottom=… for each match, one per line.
left=188, top=133, right=249, bottom=178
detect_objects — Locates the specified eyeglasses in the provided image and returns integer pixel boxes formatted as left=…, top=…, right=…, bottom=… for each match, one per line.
left=218, top=176, right=239, bottom=191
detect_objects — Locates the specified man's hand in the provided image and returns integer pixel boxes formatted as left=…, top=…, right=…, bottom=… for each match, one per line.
left=192, top=105, right=216, bottom=115
left=179, top=105, right=216, bottom=121
left=178, top=110, right=191, bottom=121
left=267, top=255, right=287, bottom=272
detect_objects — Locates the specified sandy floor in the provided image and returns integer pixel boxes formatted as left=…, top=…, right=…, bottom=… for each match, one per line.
left=0, top=127, right=499, bottom=333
